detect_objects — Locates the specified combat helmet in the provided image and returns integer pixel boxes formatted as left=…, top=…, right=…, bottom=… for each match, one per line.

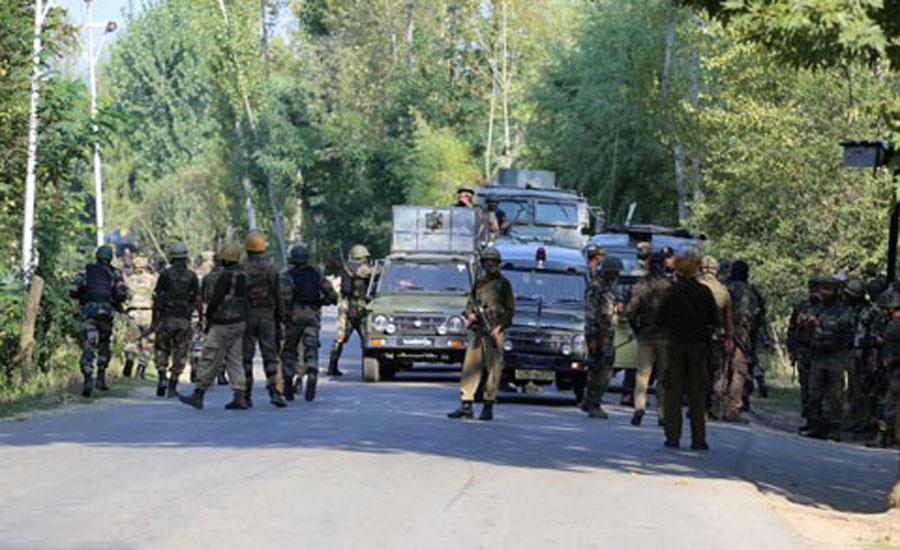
left=290, top=244, right=310, bottom=266
left=601, top=256, right=623, bottom=274
left=96, top=245, right=114, bottom=263
left=220, top=242, right=242, bottom=263
left=349, top=245, right=370, bottom=262
left=481, top=246, right=502, bottom=263
left=844, top=279, right=866, bottom=299
left=245, top=230, right=267, bottom=252
left=169, top=241, right=188, bottom=259
left=700, top=255, right=718, bottom=276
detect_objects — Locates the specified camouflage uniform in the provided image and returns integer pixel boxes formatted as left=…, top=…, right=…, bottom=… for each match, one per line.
left=879, top=318, right=900, bottom=447
left=847, top=295, right=880, bottom=430
left=625, top=262, right=671, bottom=423
left=699, top=261, right=731, bottom=417
left=123, top=259, right=156, bottom=377
left=787, top=292, right=818, bottom=421
left=328, top=257, right=372, bottom=375
left=153, top=256, right=200, bottom=396
left=583, top=267, right=618, bottom=416
left=805, top=295, right=854, bottom=438
left=241, top=252, right=284, bottom=405
left=715, top=279, right=759, bottom=420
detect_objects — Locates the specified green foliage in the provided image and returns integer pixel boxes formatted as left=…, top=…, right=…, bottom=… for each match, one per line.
left=405, top=116, right=482, bottom=206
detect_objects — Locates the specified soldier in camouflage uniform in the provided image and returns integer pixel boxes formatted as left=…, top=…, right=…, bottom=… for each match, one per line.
left=448, top=246, right=515, bottom=421
left=195, top=251, right=225, bottom=385
left=69, top=245, right=129, bottom=397
left=153, top=241, right=202, bottom=398
left=787, top=277, right=821, bottom=430
left=869, top=290, right=900, bottom=448
left=328, top=245, right=373, bottom=377
left=717, top=260, right=762, bottom=423
left=800, top=277, right=854, bottom=440
left=582, top=249, right=622, bottom=419
left=123, top=255, right=156, bottom=380
left=699, top=256, right=733, bottom=419
left=844, top=279, right=878, bottom=432
left=241, top=230, right=286, bottom=408
left=280, top=244, right=338, bottom=402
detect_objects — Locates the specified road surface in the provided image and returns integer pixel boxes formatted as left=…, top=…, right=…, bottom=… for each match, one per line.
left=0, top=308, right=896, bottom=549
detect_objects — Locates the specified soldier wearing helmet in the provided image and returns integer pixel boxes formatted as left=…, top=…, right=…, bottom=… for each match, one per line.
left=448, top=246, right=514, bottom=421
left=280, top=243, right=338, bottom=402
left=727, top=261, right=770, bottom=410
left=69, top=245, right=129, bottom=397
left=788, top=277, right=823, bottom=429
left=699, top=256, right=733, bottom=420
left=454, top=186, right=475, bottom=208
left=180, top=241, right=251, bottom=410
left=327, top=244, right=373, bottom=377
left=152, top=241, right=202, bottom=398
left=868, top=289, right=900, bottom=449
left=581, top=254, right=623, bottom=419
left=123, top=254, right=157, bottom=381
left=843, top=279, right=876, bottom=433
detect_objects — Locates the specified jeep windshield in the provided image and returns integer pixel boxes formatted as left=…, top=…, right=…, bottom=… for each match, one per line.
left=534, top=201, right=578, bottom=227
left=503, top=269, right=585, bottom=305
left=379, top=261, right=471, bottom=294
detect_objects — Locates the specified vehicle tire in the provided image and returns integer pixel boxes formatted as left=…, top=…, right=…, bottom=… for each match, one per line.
left=362, top=356, right=381, bottom=383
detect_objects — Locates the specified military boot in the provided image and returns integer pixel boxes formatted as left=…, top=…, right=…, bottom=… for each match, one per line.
left=630, top=409, right=644, bottom=426
left=479, top=401, right=494, bottom=421
left=179, top=388, right=205, bottom=410
left=327, top=356, right=343, bottom=377
left=588, top=404, right=608, bottom=419
left=283, top=374, right=295, bottom=401
left=447, top=401, right=474, bottom=419
left=136, top=364, right=147, bottom=380
left=245, top=378, right=254, bottom=408
left=305, top=368, right=318, bottom=402
left=216, top=368, right=228, bottom=385
left=225, top=390, right=249, bottom=410
left=96, top=368, right=109, bottom=391
left=81, top=372, right=94, bottom=398
left=156, top=370, right=168, bottom=397
left=122, top=358, right=134, bottom=378
left=166, top=377, right=178, bottom=398
left=267, top=385, right=287, bottom=408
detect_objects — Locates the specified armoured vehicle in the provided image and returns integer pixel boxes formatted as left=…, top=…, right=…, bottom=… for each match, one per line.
left=475, top=168, right=601, bottom=250
left=495, top=242, right=589, bottom=400
left=361, top=206, right=479, bottom=382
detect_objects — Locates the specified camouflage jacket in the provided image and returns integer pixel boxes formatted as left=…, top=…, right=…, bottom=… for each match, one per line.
left=625, top=274, right=671, bottom=341
left=586, top=276, right=616, bottom=338
left=807, top=300, right=854, bottom=355
left=882, top=318, right=900, bottom=369
left=465, top=273, right=515, bottom=331
left=787, top=298, right=816, bottom=360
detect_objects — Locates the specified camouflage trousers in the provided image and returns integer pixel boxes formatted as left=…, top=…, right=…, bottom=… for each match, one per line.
left=881, top=367, right=900, bottom=442
left=712, top=346, right=748, bottom=419
left=329, top=306, right=365, bottom=364
left=795, top=348, right=812, bottom=418
left=706, top=336, right=726, bottom=414
left=808, top=352, right=847, bottom=429
left=154, top=317, right=192, bottom=377
left=460, top=331, right=505, bottom=403
left=281, top=308, right=322, bottom=379
left=124, top=324, right=152, bottom=369
left=584, top=332, right=614, bottom=409
left=242, top=315, right=280, bottom=388
left=195, top=322, right=246, bottom=392
left=80, top=314, right=113, bottom=375
left=845, top=353, right=870, bottom=427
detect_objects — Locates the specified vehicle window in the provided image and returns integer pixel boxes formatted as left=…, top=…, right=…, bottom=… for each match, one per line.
left=535, top=201, right=578, bottom=226
left=379, top=262, right=471, bottom=293
left=497, top=200, right=532, bottom=224
left=503, top=269, right=585, bottom=304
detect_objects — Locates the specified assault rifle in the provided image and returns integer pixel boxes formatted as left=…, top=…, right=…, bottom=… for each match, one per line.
left=471, top=299, right=498, bottom=342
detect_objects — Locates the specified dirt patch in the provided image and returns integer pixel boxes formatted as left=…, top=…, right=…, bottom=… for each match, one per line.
left=767, top=495, right=900, bottom=550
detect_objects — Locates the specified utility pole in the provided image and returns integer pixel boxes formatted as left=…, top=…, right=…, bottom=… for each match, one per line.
left=84, top=0, right=117, bottom=247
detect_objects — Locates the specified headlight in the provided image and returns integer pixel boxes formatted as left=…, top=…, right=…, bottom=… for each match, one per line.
left=503, top=339, right=514, bottom=352
left=386, top=324, right=397, bottom=335
left=372, top=315, right=390, bottom=332
left=446, top=315, right=465, bottom=334
left=437, top=325, right=448, bottom=336
left=561, top=343, right=573, bottom=356
left=572, top=334, right=586, bottom=351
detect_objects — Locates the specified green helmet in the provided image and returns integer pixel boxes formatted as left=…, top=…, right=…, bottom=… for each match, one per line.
left=845, top=279, right=866, bottom=298
left=481, top=246, right=501, bottom=262
left=349, top=244, right=370, bottom=262
left=290, top=244, right=310, bottom=265
left=169, top=241, right=188, bottom=259
left=601, top=256, right=623, bottom=274
left=878, top=289, right=900, bottom=309
left=96, top=245, right=114, bottom=263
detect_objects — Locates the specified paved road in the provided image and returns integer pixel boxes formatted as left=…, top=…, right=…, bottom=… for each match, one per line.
left=0, top=308, right=896, bottom=549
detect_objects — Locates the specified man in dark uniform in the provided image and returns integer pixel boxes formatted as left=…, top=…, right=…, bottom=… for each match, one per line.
left=787, top=277, right=822, bottom=431
left=448, top=246, right=515, bottom=421
left=280, top=244, right=338, bottom=402
left=583, top=250, right=622, bottom=419
left=69, top=245, right=129, bottom=397
left=328, top=244, right=373, bottom=377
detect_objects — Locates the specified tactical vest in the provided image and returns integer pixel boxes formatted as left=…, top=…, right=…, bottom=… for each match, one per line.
left=341, top=265, right=370, bottom=303
left=288, top=266, right=322, bottom=307
left=85, top=263, right=115, bottom=303
left=244, top=258, right=276, bottom=311
left=158, top=265, right=196, bottom=319
left=810, top=301, right=851, bottom=353
left=210, top=269, right=248, bottom=325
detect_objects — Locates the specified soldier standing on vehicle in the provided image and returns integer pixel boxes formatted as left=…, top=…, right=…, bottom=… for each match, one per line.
left=583, top=248, right=622, bottom=419
left=699, top=256, right=733, bottom=419
left=454, top=186, right=475, bottom=208
left=152, top=241, right=202, bottom=398
left=69, top=245, right=129, bottom=397
left=658, top=254, right=719, bottom=450
left=448, top=246, right=515, bottom=421
left=123, top=255, right=156, bottom=380
left=180, top=242, right=249, bottom=410
left=801, top=277, right=854, bottom=440
left=483, top=198, right=510, bottom=242
left=280, top=244, right=338, bottom=402
left=241, top=230, right=286, bottom=408
left=625, top=252, right=671, bottom=426
left=787, top=277, right=821, bottom=431
left=328, top=245, right=373, bottom=377
left=716, top=260, right=761, bottom=423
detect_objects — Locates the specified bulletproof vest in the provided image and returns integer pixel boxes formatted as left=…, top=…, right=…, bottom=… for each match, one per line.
left=341, top=264, right=370, bottom=302
left=243, top=257, right=276, bottom=311
left=211, top=269, right=248, bottom=324
left=810, top=301, right=851, bottom=353
left=85, top=263, right=115, bottom=304
left=158, top=264, right=195, bottom=319
left=288, top=266, right=322, bottom=306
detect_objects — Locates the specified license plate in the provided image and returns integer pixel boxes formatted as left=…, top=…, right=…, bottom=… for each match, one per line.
left=515, top=369, right=555, bottom=381
left=402, top=337, right=433, bottom=346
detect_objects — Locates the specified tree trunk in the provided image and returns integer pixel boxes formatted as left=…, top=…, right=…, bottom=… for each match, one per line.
left=17, top=275, right=44, bottom=381
left=660, top=10, right=688, bottom=223
left=405, top=1, right=415, bottom=71
left=500, top=0, right=510, bottom=163
left=485, top=78, right=496, bottom=180
left=260, top=0, right=270, bottom=77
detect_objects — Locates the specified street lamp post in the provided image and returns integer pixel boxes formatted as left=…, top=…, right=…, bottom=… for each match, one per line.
left=84, top=0, right=116, bottom=247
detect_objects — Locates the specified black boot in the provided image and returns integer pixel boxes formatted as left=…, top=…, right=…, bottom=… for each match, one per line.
left=96, top=368, right=109, bottom=391
left=283, top=374, right=295, bottom=401
left=123, top=358, right=134, bottom=378
left=156, top=371, right=168, bottom=397
left=479, top=401, right=494, bottom=421
left=327, top=356, right=344, bottom=377
left=137, top=364, right=147, bottom=380
left=447, top=401, right=474, bottom=419
left=631, top=409, right=644, bottom=426
left=305, top=368, right=318, bottom=402
left=225, top=390, right=249, bottom=410
left=268, top=385, right=287, bottom=408
left=216, top=368, right=228, bottom=385
left=245, top=377, right=254, bottom=408
left=81, top=372, right=93, bottom=398
left=166, top=377, right=178, bottom=398
left=588, top=404, right=608, bottom=419
left=179, top=388, right=205, bottom=410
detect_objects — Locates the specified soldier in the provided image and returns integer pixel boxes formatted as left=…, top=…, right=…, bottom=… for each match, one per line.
left=621, top=241, right=652, bottom=405
left=801, top=277, right=854, bottom=440
left=328, top=244, right=373, bottom=377
left=717, top=260, right=762, bottom=422
left=241, top=230, right=286, bottom=408
left=787, top=277, right=822, bottom=431
left=582, top=250, right=622, bottom=419
left=870, top=290, right=900, bottom=448
left=699, top=255, right=733, bottom=419
left=845, top=279, right=877, bottom=432
left=625, top=252, right=671, bottom=426
left=152, top=241, right=202, bottom=398
left=454, top=186, right=475, bottom=208
left=196, top=250, right=227, bottom=385
left=447, top=246, right=515, bottom=421
left=69, top=245, right=129, bottom=397
left=122, top=255, right=156, bottom=380
left=483, top=198, right=510, bottom=242
left=179, top=242, right=249, bottom=410
left=280, top=244, right=338, bottom=402
left=658, top=254, right=720, bottom=450
left=196, top=250, right=216, bottom=279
